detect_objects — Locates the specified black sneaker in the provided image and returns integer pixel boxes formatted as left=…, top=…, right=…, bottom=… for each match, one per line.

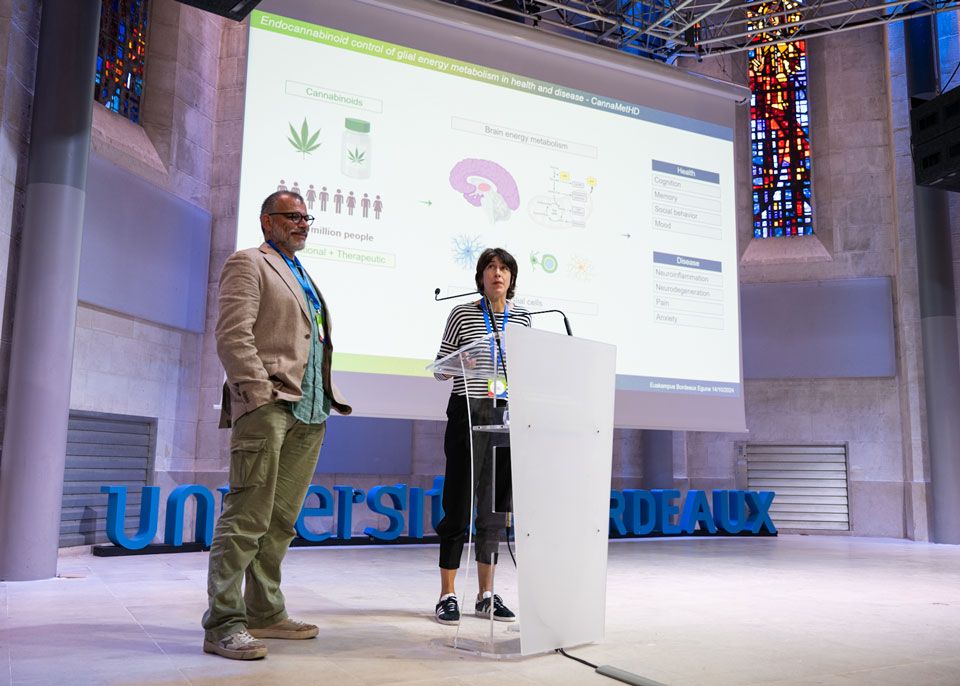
left=475, top=593, right=516, bottom=622
left=435, top=595, right=460, bottom=625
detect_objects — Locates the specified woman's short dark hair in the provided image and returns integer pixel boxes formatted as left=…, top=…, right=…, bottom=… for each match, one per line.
left=474, top=247, right=519, bottom=300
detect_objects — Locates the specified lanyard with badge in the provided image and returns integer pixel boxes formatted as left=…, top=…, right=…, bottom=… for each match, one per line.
left=480, top=299, right=509, bottom=399
left=267, top=240, right=324, bottom=337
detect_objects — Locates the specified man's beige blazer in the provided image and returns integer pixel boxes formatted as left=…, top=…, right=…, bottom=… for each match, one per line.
left=216, top=242, right=352, bottom=427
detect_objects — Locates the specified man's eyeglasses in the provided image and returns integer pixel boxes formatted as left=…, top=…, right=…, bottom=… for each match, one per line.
left=267, top=212, right=314, bottom=225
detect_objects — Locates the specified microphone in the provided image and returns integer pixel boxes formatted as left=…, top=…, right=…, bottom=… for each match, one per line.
left=527, top=309, right=573, bottom=336
left=434, top=287, right=479, bottom=301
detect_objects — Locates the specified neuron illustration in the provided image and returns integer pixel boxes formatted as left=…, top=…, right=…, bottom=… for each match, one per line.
left=568, top=254, right=592, bottom=281
left=529, top=251, right=559, bottom=274
left=451, top=234, right=484, bottom=269
left=449, top=158, right=520, bottom=223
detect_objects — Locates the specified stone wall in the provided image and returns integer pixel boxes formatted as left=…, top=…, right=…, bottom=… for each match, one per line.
left=193, top=15, right=246, bottom=493
left=675, top=27, right=925, bottom=539
left=0, top=0, right=219, bottom=535
left=71, top=1, right=229, bottom=508
left=886, top=21, right=931, bottom=541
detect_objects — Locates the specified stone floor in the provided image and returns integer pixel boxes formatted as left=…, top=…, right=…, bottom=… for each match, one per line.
left=1, top=535, right=959, bottom=685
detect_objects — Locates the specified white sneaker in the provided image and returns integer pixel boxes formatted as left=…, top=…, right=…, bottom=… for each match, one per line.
left=203, top=630, right=268, bottom=660
left=248, top=617, right=319, bottom=639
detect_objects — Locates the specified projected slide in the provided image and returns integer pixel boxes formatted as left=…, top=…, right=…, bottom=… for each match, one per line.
left=238, top=9, right=741, bottom=400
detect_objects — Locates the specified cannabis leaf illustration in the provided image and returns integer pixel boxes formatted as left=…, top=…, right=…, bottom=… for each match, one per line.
left=288, top=118, right=321, bottom=159
left=347, top=147, right=366, bottom=165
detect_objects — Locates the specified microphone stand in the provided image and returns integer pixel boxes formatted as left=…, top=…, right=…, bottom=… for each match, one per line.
left=526, top=308, right=573, bottom=336
left=434, top=287, right=479, bottom=302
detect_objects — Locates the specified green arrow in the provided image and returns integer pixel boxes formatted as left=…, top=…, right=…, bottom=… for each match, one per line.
left=419, top=200, right=433, bottom=206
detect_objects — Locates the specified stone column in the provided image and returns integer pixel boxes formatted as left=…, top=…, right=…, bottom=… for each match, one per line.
left=0, top=1, right=101, bottom=580
left=641, top=430, right=674, bottom=489
left=904, top=16, right=960, bottom=544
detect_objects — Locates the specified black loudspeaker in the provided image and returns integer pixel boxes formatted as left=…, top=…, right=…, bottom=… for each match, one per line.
left=911, top=86, right=960, bottom=192
left=174, top=0, right=264, bottom=21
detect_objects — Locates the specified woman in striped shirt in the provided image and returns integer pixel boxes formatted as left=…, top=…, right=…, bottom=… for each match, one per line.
left=433, top=248, right=531, bottom=625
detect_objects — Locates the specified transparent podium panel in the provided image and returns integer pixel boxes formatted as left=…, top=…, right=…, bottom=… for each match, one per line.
left=429, top=331, right=504, bottom=384
left=427, top=333, right=519, bottom=656
left=425, top=328, right=616, bottom=657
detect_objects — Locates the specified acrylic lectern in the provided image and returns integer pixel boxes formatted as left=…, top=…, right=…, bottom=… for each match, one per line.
left=428, top=326, right=616, bottom=657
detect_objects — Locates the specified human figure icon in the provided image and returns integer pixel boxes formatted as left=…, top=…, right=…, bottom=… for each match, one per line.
left=334, top=189, right=344, bottom=214
left=373, top=195, right=383, bottom=219
left=305, top=184, right=317, bottom=210
left=277, top=179, right=288, bottom=191
left=346, top=191, right=356, bottom=216
left=291, top=181, right=301, bottom=197
left=361, top=193, right=371, bottom=218
left=319, top=186, right=329, bottom=212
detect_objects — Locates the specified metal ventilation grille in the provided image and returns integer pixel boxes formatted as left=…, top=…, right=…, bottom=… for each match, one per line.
left=60, top=411, right=155, bottom=547
left=744, top=444, right=849, bottom=531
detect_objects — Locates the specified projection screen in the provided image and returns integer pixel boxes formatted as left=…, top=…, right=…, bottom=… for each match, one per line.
left=238, top=0, right=749, bottom=431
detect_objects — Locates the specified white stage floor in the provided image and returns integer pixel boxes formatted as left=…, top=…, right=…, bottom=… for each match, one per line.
left=1, top=535, right=959, bottom=685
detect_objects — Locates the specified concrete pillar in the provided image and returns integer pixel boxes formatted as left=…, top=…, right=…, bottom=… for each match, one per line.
left=641, top=430, right=674, bottom=489
left=904, top=15, right=960, bottom=544
left=0, top=1, right=101, bottom=580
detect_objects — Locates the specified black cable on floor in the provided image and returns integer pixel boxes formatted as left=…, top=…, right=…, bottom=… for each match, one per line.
left=557, top=648, right=669, bottom=686
left=556, top=647, right=598, bottom=669
left=505, top=524, right=517, bottom=568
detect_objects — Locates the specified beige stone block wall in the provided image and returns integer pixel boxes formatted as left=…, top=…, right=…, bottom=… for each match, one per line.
left=885, top=23, right=931, bottom=541
left=674, top=26, right=928, bottom=539
left=0, top=1, right=221, bottom=543
left=685, top=378, right=906, bottom=538
left=68, top=2, right=233, bottom=540
left=191, top=15, right=249, bottom=482
left=70, top=305, right=201, bottom=477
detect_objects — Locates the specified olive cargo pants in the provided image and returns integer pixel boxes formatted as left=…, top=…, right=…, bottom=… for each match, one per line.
left=202, top=402, right=325, bottom=642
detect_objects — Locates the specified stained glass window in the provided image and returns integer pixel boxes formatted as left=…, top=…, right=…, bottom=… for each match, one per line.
left=94, top=0, right=149, bottom=124
left=748, top=1, right=813, bottom=238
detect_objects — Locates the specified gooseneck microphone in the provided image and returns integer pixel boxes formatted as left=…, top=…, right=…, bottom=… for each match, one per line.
left=434, top=287, right=480, bottom=302
left=527, top=308, right=573, bottom=336
left=435, top=289, right=573, bottom=336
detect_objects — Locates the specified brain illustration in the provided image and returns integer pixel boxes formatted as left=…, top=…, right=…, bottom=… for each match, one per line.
left=449, top=159, right=521, bottom=210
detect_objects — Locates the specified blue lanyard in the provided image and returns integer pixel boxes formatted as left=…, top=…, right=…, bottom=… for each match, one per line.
left=480, top=299, right=508, bottom=371
left=267, top=240, right=323, bottom=320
